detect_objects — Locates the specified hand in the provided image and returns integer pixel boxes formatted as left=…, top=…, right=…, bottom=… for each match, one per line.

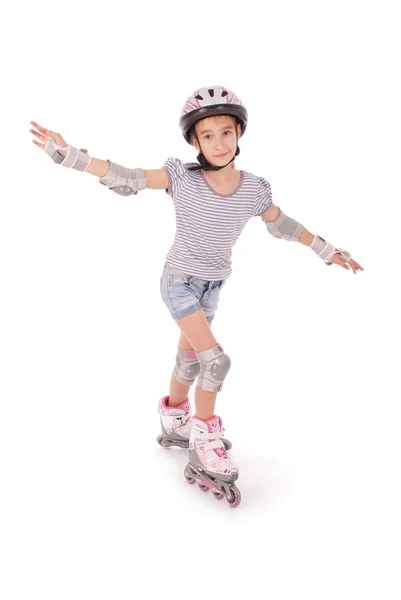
left=330, top=252, right=364, bottom=274
left=29, top=120, right=67, bottom=150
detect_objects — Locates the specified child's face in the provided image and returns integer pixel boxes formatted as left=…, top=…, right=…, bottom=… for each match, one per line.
left=192, top=116, right=241, bottom=166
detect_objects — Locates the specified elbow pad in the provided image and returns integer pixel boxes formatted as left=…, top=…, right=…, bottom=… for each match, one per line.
left=99, top=160, right=147, bottom=196
left=264, top=207, right=304, bottom=241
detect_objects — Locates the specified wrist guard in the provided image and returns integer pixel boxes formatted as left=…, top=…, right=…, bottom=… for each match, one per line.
left=311, top=235, right=352, bottom=265
left=44, top=137, right=92, bottom=171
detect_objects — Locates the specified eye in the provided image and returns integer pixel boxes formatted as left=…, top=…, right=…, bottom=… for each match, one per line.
left=204, top=130, right=231, bottom=140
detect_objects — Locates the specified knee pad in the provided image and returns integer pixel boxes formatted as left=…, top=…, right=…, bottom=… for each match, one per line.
left=196, top=343, right=231, bottom=393
left=172, top=347, right=201, bottom=386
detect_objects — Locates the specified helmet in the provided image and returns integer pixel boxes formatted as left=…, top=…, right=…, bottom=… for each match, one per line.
left=179, top=85, right=248, bottom=171
left=180, top=85, right=248, bottom=144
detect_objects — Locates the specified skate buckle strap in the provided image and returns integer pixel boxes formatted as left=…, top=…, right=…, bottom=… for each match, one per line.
left=198, top=439, right=225, bottom=452
left=161, top=411, right=191, bottom=435
left=192, top=425, right=225, bottom=441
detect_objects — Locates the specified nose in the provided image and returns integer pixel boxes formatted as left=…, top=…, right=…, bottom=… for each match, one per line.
left=215, top=135, right=229, bottom=153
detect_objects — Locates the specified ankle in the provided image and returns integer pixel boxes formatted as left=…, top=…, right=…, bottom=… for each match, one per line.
left=167, top=395, right=189, bottom=408
left=194, top=413, right=214, bottom=422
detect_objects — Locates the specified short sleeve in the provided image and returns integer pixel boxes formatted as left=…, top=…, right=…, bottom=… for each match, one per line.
left=163, top=156, right=188, bottom=197
left=253, top=177, right=273, bottom=217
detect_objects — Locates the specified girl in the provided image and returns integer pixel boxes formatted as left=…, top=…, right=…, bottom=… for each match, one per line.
left=30, top=85, right=363, bottom=508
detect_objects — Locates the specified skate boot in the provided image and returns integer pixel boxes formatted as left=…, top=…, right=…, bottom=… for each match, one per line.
left=156, top=395, right=232, bottom=451
left=156, top=395, right=194, bottom=449
left=184, top=415, right=241, bottom=508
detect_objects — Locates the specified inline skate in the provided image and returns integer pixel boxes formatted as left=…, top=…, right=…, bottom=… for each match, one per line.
left=184, top=415, right=241, bottom=508
left=156, top=395, right=232, bottom=451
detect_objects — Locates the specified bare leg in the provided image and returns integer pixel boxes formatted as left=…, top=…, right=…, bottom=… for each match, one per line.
left=168, top=318, right=214, bottom=408
left=171, top=310, right=219, bottom=421
left=169, top=375, right=216, bottom=421
left=194, top=388, right=217, bottom=422
left=168, top=376, right=190, bottom=408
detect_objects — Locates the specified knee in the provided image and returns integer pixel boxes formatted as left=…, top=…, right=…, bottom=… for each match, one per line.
left=196, top=343, right=231, bottom=393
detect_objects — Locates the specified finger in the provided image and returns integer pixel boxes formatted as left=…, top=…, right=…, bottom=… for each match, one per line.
left=32, top=140, right=44, bottom=149
left=30, top=129, right=46, bottom=141
left=350, top=261, right=363, bottom=272
left=351, top=259, right=364, bottom=270
left=30, top=121, right=49, bottom=134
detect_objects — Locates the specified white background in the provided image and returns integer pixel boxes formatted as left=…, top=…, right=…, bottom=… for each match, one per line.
left=1, top=0, right=400, bottom=598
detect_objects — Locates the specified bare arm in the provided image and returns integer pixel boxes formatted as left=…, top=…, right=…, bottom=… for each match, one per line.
left=30, top=121, right=169, bottom=189
left=85, top=161, right=168, bottom=190
left=143, top=168, right=169, bottom=190
left=85, top=158, right=110, bottom=178
left=298, top=228, right=314, bottom=246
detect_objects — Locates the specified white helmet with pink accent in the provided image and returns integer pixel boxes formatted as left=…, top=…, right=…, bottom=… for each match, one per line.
left=179, top=85, right=248, bottom=144
left=179, top=85, right=248, bottom=171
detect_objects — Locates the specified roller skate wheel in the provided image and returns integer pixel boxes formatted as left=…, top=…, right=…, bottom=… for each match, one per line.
left=156, top=434, right=173, bottom=448
left=212, top=490, right=225, bottom=500
left=184, top=464, right=196, bottom=485
left=223, top=438, right=232, bottom=451
left=198, top=483, right=209, bottom=492
left=226, top=485, right=241, bottom=508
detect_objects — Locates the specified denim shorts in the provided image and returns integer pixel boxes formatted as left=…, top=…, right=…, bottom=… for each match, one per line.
left=160, top=261, right=227, bottom=323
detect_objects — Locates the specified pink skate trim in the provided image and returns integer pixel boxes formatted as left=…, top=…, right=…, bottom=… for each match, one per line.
left=194, top=415, right=222, bottom=433
left=214, top=447, right=228, bottom=459
left=187, top=351, right=197, bottom=359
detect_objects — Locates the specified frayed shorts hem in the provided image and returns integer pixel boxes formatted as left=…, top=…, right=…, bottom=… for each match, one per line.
left=170, top=302, right=214, bottom=322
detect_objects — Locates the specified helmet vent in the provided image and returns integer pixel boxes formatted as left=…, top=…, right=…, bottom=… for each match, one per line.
left=208, top=89, right=214, bottom=97
left=221, top=90, right=228, bottom=97
left=195, top=94, right=203, bottom=100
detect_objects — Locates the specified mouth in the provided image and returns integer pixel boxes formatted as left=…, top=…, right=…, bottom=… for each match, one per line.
left=214, top=152, right=228, bottom=158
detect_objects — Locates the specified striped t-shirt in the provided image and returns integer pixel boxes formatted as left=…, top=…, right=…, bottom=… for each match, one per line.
left=163, top=156, right=272, bottom=280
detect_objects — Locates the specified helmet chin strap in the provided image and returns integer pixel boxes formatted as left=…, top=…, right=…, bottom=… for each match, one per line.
left=187, top=133, right=241, bottom=172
